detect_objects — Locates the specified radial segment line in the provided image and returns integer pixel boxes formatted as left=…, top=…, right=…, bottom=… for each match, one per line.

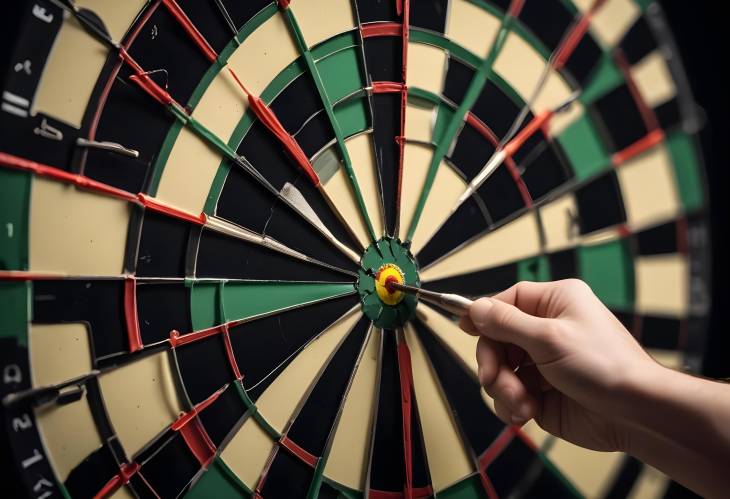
left=350, top=2, right=393, bottom=238
left=422, top=121, right=664, bottom=278
left=406, top=320, right=498, bottom=499
left=395, top=0, right=411, bottom=238
left=205, top=215, right=359, bottom=275
left=271, top=308, right=363, bottom=434
left=0, top=150, right=357, bottom=280
left=400, top=319, right=472, bottom=494
left=364, top=329, right=384, bottom=495
left=306, top=323, right=375, bottom=499
left=157, top=0, right=369, bottom=253
left=176, top=287, right=359, bottom=352
left=157, top=0, right=373, bottom=253
left=418, top=162, right=626, bottom=277
left=259, top=312, right=366, bottom=484
left=415, top=0, right=605, bottom=253
left=493, top=0, right=605, bottom=158
left=279, top=4, right=378, bottom=243
left=242, top=304, right=360, bottom=397
left=211, top=0, right=240, bottom=42
left=232, top=312, right=360, bottom=489
left=405, top=1, right=523, bottom=243
left=395, top=329, right=415, bottom=498
left=48, top=0, right=364, bottom=263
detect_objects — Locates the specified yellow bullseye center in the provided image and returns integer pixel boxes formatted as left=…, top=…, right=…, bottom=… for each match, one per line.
left=374, top=263, right=405, bottom=306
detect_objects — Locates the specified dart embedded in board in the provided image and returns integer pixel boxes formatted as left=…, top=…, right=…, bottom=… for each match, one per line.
left=386, top=280, right=474, bottom=317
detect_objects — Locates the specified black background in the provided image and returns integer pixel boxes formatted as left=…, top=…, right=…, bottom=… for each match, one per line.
left=660, top=2, right=730, bottom=379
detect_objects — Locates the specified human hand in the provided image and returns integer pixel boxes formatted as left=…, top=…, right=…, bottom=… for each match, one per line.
left=459, top=279, right=659, bottom=452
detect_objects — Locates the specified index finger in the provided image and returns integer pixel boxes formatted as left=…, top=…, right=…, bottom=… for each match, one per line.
left=492, top=281, right=560, bottom=317
left=459, top=316, right=480, bottom=336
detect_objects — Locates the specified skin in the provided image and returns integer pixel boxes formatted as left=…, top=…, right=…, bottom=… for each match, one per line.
left=459, top=279, right=730, bottom=498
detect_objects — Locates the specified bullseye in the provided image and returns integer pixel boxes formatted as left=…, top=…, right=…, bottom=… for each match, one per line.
left=356, top=238, right=419, bottom=328
left=374, top=263, right=405, bottom=305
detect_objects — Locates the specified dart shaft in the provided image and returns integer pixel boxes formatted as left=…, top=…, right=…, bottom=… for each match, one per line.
left=390, top=283, right=473, bottom=316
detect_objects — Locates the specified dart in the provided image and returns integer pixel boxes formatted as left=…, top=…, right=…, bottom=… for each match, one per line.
left=386, top=280, right=474, bottom=316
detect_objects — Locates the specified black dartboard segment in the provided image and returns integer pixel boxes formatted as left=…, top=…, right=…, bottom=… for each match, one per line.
left=0, top=1, right=712, bottom=498
left=229, top=294, right=359, bottom=400
left=285, top=315, right=370, bottom=457
left=368, top=332, right=405, bottom=492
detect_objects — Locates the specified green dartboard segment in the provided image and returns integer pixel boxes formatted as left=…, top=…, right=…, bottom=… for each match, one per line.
left=190, top=280, right=355, bottom=330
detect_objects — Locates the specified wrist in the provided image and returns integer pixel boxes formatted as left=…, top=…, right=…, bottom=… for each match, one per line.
left=612, top=357, right=670, bottom=424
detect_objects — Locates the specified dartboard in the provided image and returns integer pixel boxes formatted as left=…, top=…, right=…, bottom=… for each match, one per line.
left=0, top=0, right=712, bottom=498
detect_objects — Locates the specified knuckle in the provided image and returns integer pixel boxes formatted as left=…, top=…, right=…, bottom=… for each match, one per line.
left=513, top=280, right=533, bottom=295
left=475, top=296, right=492, bottom=307
left=561, top=278, right=592, bottom=294
left=492, top=305, right=517, bottom=330
left=540, top=320, right=564, bottom=346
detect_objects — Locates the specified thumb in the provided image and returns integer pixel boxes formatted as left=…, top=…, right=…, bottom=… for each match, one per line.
left=469, top=297, right=550, bottom=353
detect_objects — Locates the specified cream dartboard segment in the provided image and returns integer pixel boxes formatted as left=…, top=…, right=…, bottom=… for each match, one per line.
left=0, top=1, right=711, bottom=498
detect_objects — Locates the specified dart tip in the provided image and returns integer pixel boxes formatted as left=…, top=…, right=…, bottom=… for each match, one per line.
left=385, top=276, right=399, bottom=294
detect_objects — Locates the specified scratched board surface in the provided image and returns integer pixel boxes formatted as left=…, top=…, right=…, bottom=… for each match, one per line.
left=0, top=1, right=711, bottom=498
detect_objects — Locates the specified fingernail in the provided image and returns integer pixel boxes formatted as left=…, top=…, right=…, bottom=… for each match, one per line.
left=470, top=298, right=493, bottom=328
left=516, top=401, right=533, bottom=421
left=511, top=415, right=527, bottom=425
left=477, top=365, right=485, bottom=385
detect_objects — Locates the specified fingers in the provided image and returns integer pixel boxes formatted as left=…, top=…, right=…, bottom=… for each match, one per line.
left=492, top=279, right=597, bottom=319
left=476, top=337, right=537, bottom=424
left=469, top=297, right=551, bottom=353
left=491, top=281, right=559, bottom=317
left=458, top=316, right=479, bottom=336
left=493, top=398, right=513, bottom=425
left=459, top=280, right=594, bottom=338
left=475, top=336, right=500, bottom=384
left=492, top=393, right=534, bottom=426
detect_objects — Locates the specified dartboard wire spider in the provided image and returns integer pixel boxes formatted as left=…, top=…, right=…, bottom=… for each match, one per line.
left=156, top=0, right=376, bottom=248
left=405, top=0, right=605, bottom=247
left=279, top=0, right=379, bottom=243
left=412, top=0, right=672, bottom=279
left=404, top=0, right=525, bottom=243
left=407, top=0, right=610, bottom=265
left=46, top=0, right=364, bottom=264
left=0, top=150, right=358, bottom=283
left=415, top=127, right=663, bottom=276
